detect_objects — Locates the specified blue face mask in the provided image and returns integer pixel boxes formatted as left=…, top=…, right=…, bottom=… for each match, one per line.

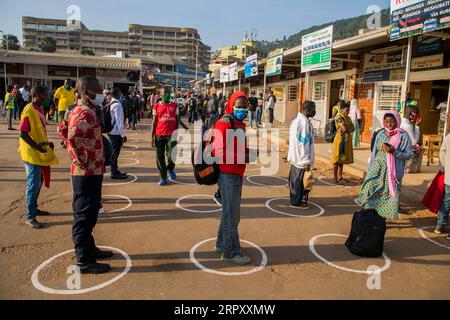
left=233, top=108, right=248, bottom=121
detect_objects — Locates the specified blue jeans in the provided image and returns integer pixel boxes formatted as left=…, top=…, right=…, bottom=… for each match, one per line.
left=216, top=173, right=243, bottom=258
left=437, top=185, right=450, bottom=228
left=248, top=111, right=255, bottom=128
left=24, top=162, right=42, bottom=220
left=255, top=107, right=262, bottom=126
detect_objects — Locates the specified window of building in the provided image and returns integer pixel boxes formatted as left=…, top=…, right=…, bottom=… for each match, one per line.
left=165, top=32, right=175, bottom=37
left=57, top=25, right=68, bottom=31
left=376, top=84, right=403, bottom=111
left=45, top=25, right=57, bottom=31
left=143, top=30, right=153, bottom=35
left=288, top=85, right=298, bottom=102
left=24, top=23, right=36, bottom=29
left=313, top=81, right=327, bottom=101
left=154, top=31, right=165, bottom=37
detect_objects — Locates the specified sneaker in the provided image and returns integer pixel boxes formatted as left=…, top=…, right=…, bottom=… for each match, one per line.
left=159, top=179, right=168, bottom=186
left=434, top=226, right=445, bottom=234
left=223, top=254, right=252, bottom=266
left=98, top=208, right=105, bottom=214
left=111, top=173, right=129, bottom=180
left=78, top=262, right=111, bottom=275
left=213, top=192, right=222, bottom=207
left=36, top=209, right=50, bottom=216
left=169, top=170, right=177, bottom=180
left=26, top=219, right=43, bottom=229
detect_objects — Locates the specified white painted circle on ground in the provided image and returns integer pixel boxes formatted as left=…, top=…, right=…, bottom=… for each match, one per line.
left=309, top=234, right=391, bottom=275
left=246, top=175, right=288, bottom=188
left=168, top=172, right=197, bottom=185
left=120, top=151, right=137, bottom=158
left=102, top=195, right=132, bottom=214
left=246, top=163, right=264, bottom=171
left=266, top=198, right=325, bottom=218
left=418, top=226, right=450, bottom=250
left=119, top=158, right=140, bottom=167
left=123, top=144, right=139, bottom=150
left=318, top=176, right=338, bottom=186
left=103, top=174, right=138, bottom=186
left=176, top=195, right=222, bottom=213
left=31, top=246, right=132, bottom=295
left=190, top=238, right=267, bottom=276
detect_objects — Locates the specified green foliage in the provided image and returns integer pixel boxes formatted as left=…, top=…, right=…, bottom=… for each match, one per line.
left=255, top=8, right=390, bottom=57
left=80, top=48, right=95, bottom=56
left=38, top=36, right=57, bottom=53
left=1, top=34, right=21, bottom=51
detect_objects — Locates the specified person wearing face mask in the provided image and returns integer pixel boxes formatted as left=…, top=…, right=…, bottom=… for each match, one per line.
left=18, top=86, right=59, bottom=229
left=151, top=91, right=188, bottom=186
left=287, top=101, right=316, bottom=208
left=66, top=76, right=113, bottom=275
left=212, top=91, right=252, bottom=266
left=54, top=79, right=75, bottom=123
left=358, top=111, right=413, bottom=221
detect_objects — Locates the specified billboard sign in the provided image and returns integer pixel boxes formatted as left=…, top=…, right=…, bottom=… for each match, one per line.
left=265, top=49, right=284, bottom=76
left=301, top=25, right=333, bottom=73
left=390, top=0, right=450, bottom=41
left=245, top=54, right=258, bottom=78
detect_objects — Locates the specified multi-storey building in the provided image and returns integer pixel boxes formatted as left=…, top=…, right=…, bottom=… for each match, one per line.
left=22, top=16, right=210, bottom=71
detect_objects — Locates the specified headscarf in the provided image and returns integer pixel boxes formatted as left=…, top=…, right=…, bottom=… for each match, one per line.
left=349, top=99, right=361, bottom=121
left=383, top=110, right=402, bottom=198
left=225, top=91, right=247, bottom=115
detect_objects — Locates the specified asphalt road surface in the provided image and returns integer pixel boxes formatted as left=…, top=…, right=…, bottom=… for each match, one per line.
left=0, top=117, right=449, bottom=300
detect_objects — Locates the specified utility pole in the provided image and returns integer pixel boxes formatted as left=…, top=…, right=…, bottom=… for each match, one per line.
left=195, top=43, right=199, bottom=81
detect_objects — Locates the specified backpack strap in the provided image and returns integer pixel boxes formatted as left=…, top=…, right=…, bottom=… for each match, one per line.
left=371, top=129, right=383, bottom=153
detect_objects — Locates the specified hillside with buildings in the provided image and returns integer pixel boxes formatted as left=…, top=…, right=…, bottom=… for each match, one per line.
left=255, top=8, right=390, bottom=56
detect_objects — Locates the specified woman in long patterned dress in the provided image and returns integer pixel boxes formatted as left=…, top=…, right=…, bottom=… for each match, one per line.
left=358, top=111, right=413, bottom=220
left=331, top=102, right=355, bottom=184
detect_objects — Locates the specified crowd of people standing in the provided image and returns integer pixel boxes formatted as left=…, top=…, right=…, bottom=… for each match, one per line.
left=3, top=76, right=450, bottom=274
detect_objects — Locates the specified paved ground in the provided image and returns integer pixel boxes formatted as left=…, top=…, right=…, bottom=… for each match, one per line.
left=0, top=116, right=449, bottom=300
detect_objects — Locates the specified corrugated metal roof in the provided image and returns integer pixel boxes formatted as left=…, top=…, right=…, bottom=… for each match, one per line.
left=0, top=51, right=141, bottom=70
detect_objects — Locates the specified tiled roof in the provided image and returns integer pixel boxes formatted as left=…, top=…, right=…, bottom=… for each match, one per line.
left=0, top=51, right=141, bottom=70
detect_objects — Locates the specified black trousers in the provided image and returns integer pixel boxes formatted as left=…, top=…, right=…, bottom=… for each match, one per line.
left=289, top=166, right=308, bottom=206
left=72, top=175, right=103, bottom=264
left=269, top=108, right=274, bottom=124
left=108, top=134, right=123, bottom=175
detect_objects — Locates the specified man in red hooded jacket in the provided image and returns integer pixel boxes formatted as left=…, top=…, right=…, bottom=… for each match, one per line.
left=212, top=91, right=252, bottom=265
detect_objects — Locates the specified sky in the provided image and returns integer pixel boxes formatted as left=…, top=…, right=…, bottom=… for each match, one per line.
left=0, top=0, right=390, bottom=50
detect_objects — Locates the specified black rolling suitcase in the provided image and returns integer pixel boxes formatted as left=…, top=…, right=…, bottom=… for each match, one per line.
left=345, top=209, right=386, bottom=258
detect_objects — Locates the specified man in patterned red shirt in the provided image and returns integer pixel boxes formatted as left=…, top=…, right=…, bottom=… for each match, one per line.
left=66, top=76, right=112, bottom=274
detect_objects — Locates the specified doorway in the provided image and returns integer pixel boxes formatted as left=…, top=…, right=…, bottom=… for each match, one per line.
left=329, top=79, right=345, bottom=118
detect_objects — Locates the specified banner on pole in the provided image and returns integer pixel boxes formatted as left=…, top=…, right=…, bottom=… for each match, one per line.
left=219, top=66, right=229, bottom=83
left=228, top=62, right=239, bottom=82
left=265, top=49, right=284, bottom=76
left=245, top=54, right=258, bottom=78
left=301, top=25, right=333, bottom=73
left=390, top=0, right=450, bottom=41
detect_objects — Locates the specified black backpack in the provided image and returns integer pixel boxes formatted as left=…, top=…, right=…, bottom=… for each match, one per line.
left=324, top=118, right=337, bottom=143
left=192, top=115, right=234, bottom=186
left=345, top=209, right=387, bottom=258
left=101, top=102, right=116, bottom=134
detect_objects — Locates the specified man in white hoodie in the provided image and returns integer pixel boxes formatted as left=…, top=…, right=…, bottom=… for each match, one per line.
left=287, top=101, right=316, bottom=208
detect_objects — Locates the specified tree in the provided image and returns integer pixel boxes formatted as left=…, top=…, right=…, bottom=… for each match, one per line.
left=1, top=34, right=20, bottom=51
left=38, top=36, right=57, bottom=53
left=80, top=48, right=95, bottom=56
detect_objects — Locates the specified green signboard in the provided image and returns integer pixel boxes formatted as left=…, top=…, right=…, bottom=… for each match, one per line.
left=301, top=25, right=333, bottom=73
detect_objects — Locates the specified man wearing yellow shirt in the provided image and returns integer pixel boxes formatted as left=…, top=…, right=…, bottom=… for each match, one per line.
left=54, top=79, right=75, bottom=123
